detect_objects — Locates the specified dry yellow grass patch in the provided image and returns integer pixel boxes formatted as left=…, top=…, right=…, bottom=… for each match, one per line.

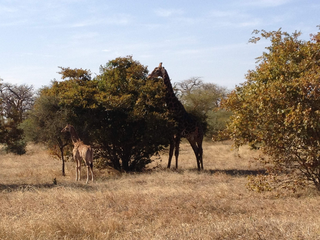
left=1, top=142, right=320, bottom=239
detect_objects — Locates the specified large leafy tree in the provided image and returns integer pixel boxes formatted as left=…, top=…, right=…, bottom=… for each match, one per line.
left=223, top=28, right=320, bottom=190
left=94, top=56, right=171, bottom=171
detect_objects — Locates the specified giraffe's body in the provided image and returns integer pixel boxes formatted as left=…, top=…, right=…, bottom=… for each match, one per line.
left=148, top=63, right=203, bottom=170
left=61, top=124, right=94, bottom=183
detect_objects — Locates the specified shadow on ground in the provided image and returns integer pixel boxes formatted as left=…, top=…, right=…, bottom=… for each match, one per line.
left=207, top=169, right=267, bottom=176
left=160, top=167, right=267, bottom=176
left=183, top=168, right=267, bottom=176
left=0, top=182, right=95, bottom=192
left=0, top=183, right=56, bottom=192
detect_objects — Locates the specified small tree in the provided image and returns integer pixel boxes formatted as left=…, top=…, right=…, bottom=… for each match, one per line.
left=175, top=78, right=230, bottom=138
left=223, top=28, right=320, bottom=190
left=21, top=94, right=71, bottom=176
left=0, top=83, right=35, bottom=154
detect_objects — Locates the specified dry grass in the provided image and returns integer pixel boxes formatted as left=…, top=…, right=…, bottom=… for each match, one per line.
left=1, top=141, right=320, bottom=239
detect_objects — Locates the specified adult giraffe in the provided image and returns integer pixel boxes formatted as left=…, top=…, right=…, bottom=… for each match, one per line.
left=61, top=124, right=94, bottom=183
left=148, top=63, right=204, bottom=170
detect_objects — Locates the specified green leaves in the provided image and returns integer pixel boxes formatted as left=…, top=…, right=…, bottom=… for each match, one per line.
left=93, top=57, right=171, bottom=171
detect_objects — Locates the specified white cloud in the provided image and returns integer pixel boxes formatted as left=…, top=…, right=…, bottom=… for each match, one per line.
left=238, top=19, right=262, bottom=27
left=210, top=10, right=241, bottom=18
left=242, top=0, right=291, bottom=7
left=205, top=9, right=265, bottom=29
left=67, top=14, right=131, bottom=28
left=155, top=8, right=184, bottom=17
left=0, top=19, right=29, bottom=27
left=0, top=6, right=18, bottom=13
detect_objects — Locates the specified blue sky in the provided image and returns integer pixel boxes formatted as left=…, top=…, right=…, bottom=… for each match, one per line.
left=0, top=0, right=319, bottom=90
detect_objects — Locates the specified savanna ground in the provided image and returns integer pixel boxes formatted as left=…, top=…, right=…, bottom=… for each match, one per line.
left=1, top=141, right=320, bottom=240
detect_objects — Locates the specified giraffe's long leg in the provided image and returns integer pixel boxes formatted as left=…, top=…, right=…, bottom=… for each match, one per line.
left=174, top=135, right=181, bottom=169
left=89, top=164, right=94, bottom=182
left=89, top=152, right=94, bottom=182
left=76, top=160, right=81, bottom=181
left=85, top=150, right=94, bottom=183
left=167, top=138, right=174, bottom=168
left=75, top=163, right=78, bottom=181
left=78, top=160, right=81, bottom=181
left=74, top=154, right=79, bottom=181
left=197, top=133, right=204, bottom=170
left=188, top=139, right=201, bottom=170
left=198, top=142, right=203, bottom=170
left=86, top=165, right=90, bottom=184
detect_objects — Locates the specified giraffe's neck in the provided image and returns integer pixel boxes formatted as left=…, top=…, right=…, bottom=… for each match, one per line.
left=161, top=68, right=186, bottom=116
left=69, top=126, right=81, bottom=145
left=161, top=68, right=174, bottom=95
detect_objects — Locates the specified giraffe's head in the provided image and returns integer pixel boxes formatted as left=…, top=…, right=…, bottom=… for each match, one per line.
left=61, top=124, right=72, bottom=133
left=148, top=62, right=164, bottom=79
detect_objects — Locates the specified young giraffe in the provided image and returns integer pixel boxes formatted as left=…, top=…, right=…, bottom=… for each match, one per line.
left=61, top=124, right=94, bottom=183
left=148, top=63, right=204, bottom=170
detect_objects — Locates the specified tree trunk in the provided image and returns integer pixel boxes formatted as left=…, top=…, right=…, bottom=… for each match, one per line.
left=122, top=146, right=132, bottom=172
left=111, top=143, right=121, bottom=171
left=60, top=146, right=65, bottom=176
left=314, top=181, right=320, bottom=191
